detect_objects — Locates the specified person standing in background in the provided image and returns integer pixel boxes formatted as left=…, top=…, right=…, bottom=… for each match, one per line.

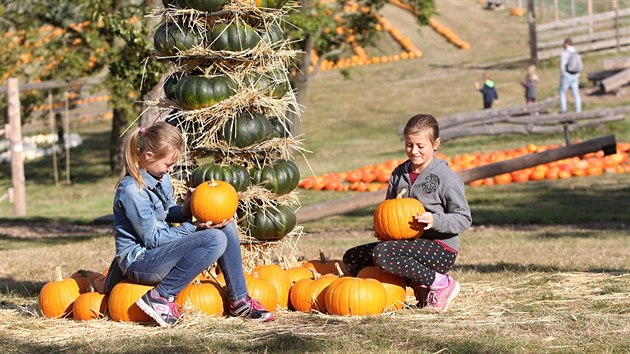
left=559, top=38, right=582, bottom=113
left=475, top=72, right=499, bottom=109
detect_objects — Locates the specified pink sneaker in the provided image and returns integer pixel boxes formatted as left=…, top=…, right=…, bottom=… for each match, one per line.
left=426, top=275, right=460, bottom=313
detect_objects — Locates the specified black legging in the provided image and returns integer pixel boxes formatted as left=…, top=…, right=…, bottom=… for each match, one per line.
left=342, top=239, right=458, bottom=286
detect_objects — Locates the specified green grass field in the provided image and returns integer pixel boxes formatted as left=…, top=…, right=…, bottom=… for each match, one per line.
left=1, top=1, right=629, bottom=353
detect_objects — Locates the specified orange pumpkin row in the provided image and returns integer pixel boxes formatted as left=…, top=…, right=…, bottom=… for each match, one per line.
left=299, top=143, right=630, bottom=192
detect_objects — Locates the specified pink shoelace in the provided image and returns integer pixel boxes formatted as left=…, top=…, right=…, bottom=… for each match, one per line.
left=168, top=300, right=181, bottom=318
left=248, top=298, right=267, bottom=311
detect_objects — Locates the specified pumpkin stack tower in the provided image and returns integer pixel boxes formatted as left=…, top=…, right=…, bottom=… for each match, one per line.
left=150, top=0, right=302, bottom=269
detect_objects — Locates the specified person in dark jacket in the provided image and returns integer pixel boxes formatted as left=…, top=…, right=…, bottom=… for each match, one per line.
left=475, top=72, right=499, bottom=109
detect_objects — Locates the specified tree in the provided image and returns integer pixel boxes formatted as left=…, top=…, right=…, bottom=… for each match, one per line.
left=0, top=0, right=166, bottom=174
left=285, top=0, right=435, bottom=135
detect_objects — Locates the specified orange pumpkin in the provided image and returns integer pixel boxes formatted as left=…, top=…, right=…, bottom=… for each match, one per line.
left=176, top=280, right=224, bottom=317
left=244, top=275, right=277, bottom=312
left=289, top=272, right=338, bottom=313
left=107, top=280, right=153, bottom=323
left=285, top=266, right=315, bottom=285
left=73, top=291, right=108, bottom=321
left=190, top=179, right=238, bottom=223
left=357, top=266, right=406, bottom=311
left=324, top=277, right=387, bottom=316
left=38, top=268, right=81, bottom=319
left=373, top=189, right=426, bottom=241
left=250, top=264, right=291, bottom=309
left=70, top=269, right=106, bottom=293
left=302, top=251, right=347, bottom=275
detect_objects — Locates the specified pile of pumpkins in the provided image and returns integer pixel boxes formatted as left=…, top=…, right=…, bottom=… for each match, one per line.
left=156, top=0, right=300, bottom=242
left=38, top=255, right=416, bottom=322
left=39, top=195, right=426, bottom=321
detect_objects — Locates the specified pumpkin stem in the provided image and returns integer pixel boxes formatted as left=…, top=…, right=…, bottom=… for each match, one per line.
left=396, top=188, right=407, bottom=199
left=334, top=262, right=345, bottom=277
left=55, top=265, right=63, bottom=282
left=208, top=178, right=218, bottom=187
left=87, top=277, right=96, bottom=293
left=318, top=249, right=328, bottom=262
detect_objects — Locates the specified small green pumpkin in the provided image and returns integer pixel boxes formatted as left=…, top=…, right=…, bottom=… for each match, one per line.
left=173, top=0, right=229, bottom=12
left=220, top=112, right=273, bottom=148
left=254, top=0, right=290, bottom=9
left=154, top=23, right=204, bottom=56
left=191, top=162, right=250, bottom=192
left=241, top=204, right=297, bottom=241
left=209, top=21, right=261, bottom=52
left=173, top=75, right=236, bottom=110
left=250, top=160, right=300, bottom=195
left=259, top=20, right=284, bottom=49
left=243, top=70, right=290, bottom=98
left=269, top=116, right=290, bottom=138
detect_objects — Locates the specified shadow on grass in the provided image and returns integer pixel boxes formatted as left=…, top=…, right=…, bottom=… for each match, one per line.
left=455, top=262, right=629, bottom=274
left=0, top=277, right=45, bottom=298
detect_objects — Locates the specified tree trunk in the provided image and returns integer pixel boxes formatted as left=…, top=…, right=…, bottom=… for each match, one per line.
left=141, top=0, right=167, bottom=127
left=110, top=108, right=128, bottom=174
left=289, top=35, right=315, bottom=136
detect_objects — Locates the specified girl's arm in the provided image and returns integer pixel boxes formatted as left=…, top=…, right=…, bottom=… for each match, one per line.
left=120, top=187, right=196, bottom=249
left=431, top=178, right=472, bottom=234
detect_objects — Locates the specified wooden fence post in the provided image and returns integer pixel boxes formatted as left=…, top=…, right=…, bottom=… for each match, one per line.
left=63, top=90, right=71, bottom=183
left=7, top=78, right=26, bottom=216
left=48, top=91, right=59, bottom=185
left=613, top=0, right=620, bottom=51
left=528, top=0, right=538, bottom=65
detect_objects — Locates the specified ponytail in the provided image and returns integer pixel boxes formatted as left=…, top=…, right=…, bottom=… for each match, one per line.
left=116, top=122, right=184, bottom=189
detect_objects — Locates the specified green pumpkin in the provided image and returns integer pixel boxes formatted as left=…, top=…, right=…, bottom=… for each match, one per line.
left=163, top=74, right=180, bottom=100
left=154, top=23, right=204, bottom=56
left=209, top=21, right=261, bottom=52
left=174, top=0, right=228, bottom=12
left=220, top=112, right=273, bottom=148
left=173, top=75, right=236, bottom=110
left=259, top=20, right=284, bottom=49
left=251, top=160, right=300, bottom=195
left=269, top=116, right=290, bottom=138
left=191, top=163, right=250, bottom=192
left=242, top=204, right=296, bottom=241
left=243, top=70, right=290, bottom=98
left=255, top=0, right=290, bottom=9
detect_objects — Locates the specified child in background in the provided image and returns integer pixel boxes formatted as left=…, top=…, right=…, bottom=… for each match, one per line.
left=521, top=64, right=539, bottom=104
left=475, top=72, right=499, bottom=109
left=105, top=122, right=273, bottom=326
left=342, top=114, right=472, bottom=312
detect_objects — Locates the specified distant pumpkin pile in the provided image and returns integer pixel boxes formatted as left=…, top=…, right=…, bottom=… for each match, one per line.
left=150, top=0, right=303, bottom=247
left=39, top=250, right=421, bottom=322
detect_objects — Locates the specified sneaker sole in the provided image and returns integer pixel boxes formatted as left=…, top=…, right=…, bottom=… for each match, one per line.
left=135, top=296, right=172, bottom=327
left=441, top=281, right=461, bottom=313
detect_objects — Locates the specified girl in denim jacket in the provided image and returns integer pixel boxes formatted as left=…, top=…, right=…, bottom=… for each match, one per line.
left=105, top=122, right=273, bottom=326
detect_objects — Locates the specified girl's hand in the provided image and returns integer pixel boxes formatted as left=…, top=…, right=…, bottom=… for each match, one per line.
left=196, top=218, right=232, bottom=229
left=414, top=212, right=434, bottom=230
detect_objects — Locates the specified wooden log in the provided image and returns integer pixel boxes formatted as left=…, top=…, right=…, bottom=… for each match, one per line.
left=296, top=135, right=617, bottom=223
left=457, top=135, right=617, bottom=182
left=438, top=99, right=554, bottom=129
left=537, top=27, right=630, bottom=50
left=599, top=68, right=630, bottom=92
left=587, top=69, right=623, bottom=83
left=602, top=57, right=630, bottom=70
left=538, top=36, right=630, bottom=61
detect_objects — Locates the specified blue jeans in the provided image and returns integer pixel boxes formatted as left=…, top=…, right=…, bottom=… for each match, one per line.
left=559, top=73, right=581, bottom=113
left=126, top=221, right=248, bottom=302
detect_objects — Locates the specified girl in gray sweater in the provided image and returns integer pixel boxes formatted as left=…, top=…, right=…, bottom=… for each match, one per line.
left=343, top=114, right=472, bottom=312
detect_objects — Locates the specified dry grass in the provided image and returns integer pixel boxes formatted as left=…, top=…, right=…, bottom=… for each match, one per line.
left=0, top=225, right=628, bottom=353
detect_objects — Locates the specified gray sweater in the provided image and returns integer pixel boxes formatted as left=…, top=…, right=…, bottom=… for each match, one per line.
left=386, top=158, right=472, bottom=252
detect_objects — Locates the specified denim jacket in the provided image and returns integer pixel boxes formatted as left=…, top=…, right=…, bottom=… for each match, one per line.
left=113, top=169, right=196, bottom=274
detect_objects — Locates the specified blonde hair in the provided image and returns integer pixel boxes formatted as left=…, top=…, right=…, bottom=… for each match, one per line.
left=527, top=64, right=539, bottom=82
left=118, top=122, right=184, bottom=188
left=403, top=114, right=440, bottom=145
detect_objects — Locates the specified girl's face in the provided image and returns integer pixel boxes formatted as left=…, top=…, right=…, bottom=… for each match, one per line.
left=404, top=131, right=440, bottom=173
left=141, top=150, right=180, bottom=180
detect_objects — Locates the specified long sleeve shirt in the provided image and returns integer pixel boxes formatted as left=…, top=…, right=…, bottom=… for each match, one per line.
left=386, top=158, right=472, bottom=251
left=112, top=169, right=196, bottom=274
